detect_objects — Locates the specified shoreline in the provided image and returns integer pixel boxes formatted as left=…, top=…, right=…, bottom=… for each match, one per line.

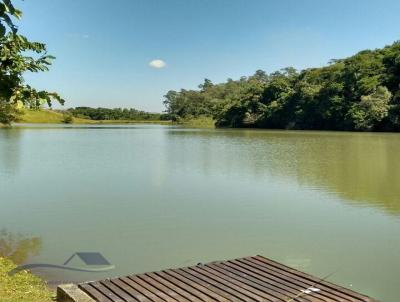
left=15, top=109, right=172, bottom=126
left=0, top=257, right=54, bottom=302
left=16, top=120, right=173, bottom=125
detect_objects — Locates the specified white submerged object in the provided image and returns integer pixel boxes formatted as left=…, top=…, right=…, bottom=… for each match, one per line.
left=301, top=287, right=321, bottom=294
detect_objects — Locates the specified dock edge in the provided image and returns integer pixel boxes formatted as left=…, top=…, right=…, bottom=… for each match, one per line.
left=57, top=283, right=96, bottom=302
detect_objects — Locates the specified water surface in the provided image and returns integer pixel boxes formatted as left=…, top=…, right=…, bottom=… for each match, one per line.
left=1, top=124, right=399, bottom=301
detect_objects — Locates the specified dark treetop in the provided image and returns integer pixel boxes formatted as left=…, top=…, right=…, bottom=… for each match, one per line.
left=67, top=107, right=169, bottom=121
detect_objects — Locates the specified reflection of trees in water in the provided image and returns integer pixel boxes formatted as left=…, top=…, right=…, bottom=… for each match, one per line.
left=291, top=133, right=400, bottom=215
left=0, top=229, right=42, bottom=264
left=0, top=129, right=21, bottom=175
left=166, top=130, right=400, bottom=215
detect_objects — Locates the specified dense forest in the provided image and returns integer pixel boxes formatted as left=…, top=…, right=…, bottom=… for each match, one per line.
left=164, top=41, right=400, bottom=131
left=67, top=107, right=168, bottom=121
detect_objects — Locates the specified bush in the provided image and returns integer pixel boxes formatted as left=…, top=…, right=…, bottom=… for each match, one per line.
left=61, top=112, right=73, bottom=124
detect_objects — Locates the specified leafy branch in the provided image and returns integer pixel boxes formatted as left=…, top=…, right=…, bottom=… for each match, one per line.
left=0, top=0, right=64, bottom=125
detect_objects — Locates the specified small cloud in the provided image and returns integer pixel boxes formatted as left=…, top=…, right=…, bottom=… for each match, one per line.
left=65, top=33, right=90, bottom=40
left=149, top=59, right=166, bottom=69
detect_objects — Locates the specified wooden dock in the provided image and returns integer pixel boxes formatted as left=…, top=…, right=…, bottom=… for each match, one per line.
left=58, top=255, right=378, bottom=302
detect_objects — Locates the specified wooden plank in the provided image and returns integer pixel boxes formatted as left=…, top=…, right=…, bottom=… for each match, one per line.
left=79, top=283, right=114, bottom=302
left=162, top=270, right=229, bottom=302
left=254, top=256, right=372, bottom=301
left=128, top=275, right=179, bottom=302
left=194, top=266, right=285, bottom=301
left=77, top=256, right=377, bottom=302
left=101, top=279, right=137, bottom=302
left=229, top=259, right=340, bottom=302
left=244, top=257, right=355, bottom=301
left=146, top=272, right=203, bottom=302
left=120, top=276, right=165, bottom=302
left=203, top=264, right=313, bottom=302
left=235, top=258, right=349, bottom=302
left=251, top=256, right=369, bottom=302
left=91, top=281, right=126, bottom=302
left=110, top=278, right=151, bottom=302
left=155, top=270, right=219, bottom=302
left=211, top=263, right=319, bottom=302
left=241, top=259, right=354, bottom=302
left=176, top=268, right=256, bottom=302
left=214, top=261, right=317, bottom=302
left=137, top=274, right=188, bottom=302
left=191, top=266, right=277, bottom=302
left=165, top=269, right=231, bottom=302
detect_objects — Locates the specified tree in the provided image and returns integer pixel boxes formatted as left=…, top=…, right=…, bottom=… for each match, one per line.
left=198, top=78, right=213, bottom=91
left=0, top=0, right=64, bottom=125
left=61, top=112, right=73, bottom=124
left=347, top=86, right=392, bottom=130
left=164, top=41, right=400, bottom=131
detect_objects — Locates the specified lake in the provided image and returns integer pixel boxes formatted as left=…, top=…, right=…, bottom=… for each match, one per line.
left=0, top=124, right=399, bottom=302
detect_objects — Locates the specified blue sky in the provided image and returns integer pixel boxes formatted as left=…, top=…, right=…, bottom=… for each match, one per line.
left=19, top=0, right=400, bottom=112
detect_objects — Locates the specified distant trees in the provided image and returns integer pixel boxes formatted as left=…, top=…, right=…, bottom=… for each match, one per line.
left=67, top=107, right=168, bottom=121
left=0, top=0, right=64, bottom=125
left=164, top=42, right=400, bottom=131
left=348, top=86, right=391, bottom=130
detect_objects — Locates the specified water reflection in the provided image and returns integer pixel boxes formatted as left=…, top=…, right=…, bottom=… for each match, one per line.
left=0, top=128, right=21, bottom=176
left=0, top=126, right=399, bottom=301
left=0, top=229, right=42, bottom=264
left=166, top=129, right=400, bottom=215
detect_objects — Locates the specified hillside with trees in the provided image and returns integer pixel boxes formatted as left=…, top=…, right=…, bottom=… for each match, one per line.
left=67, top=107, right=168, bottom=121
left=164, top=42, right=400, bottom=131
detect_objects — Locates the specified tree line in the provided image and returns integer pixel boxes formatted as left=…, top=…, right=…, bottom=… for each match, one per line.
left=67, top=107, right=169, bottom=121
left=164, top=42, right=400, bottom=131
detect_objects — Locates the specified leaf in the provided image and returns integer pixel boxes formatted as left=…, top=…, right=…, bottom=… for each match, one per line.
left=0, top=23, right=5, bottom=37
left=3, top=0, right=15, bottom=15
left=0, top=3, right=6, bottom=15
left=2, top=13, right=17, bottom=33
left=14, top=8, right=22, bottom=19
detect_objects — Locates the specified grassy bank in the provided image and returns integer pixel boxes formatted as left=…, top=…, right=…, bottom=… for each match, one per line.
left=11, top=109, right=218, bottom=127
left=0, top=257, right=53, bottom=302
left=19, top=109, right=95, bottom=124
left=176, top=116, right=215, bottom=128
left=18, top=109, right=172, bottom=125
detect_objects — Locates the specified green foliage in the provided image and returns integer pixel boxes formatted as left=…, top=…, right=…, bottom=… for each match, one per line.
left=67, top=107, right=168, bottom=121
left=164, top=42, right=400, bottom=131
left=0, top=101, right=19, bottom=124
left=0, top=0, right=64, bottom=125
left=61, top=112, right=74, bottom=124
left=347, top=86, right=391, bottom=130
left=176, top=115, right=215, bottom=128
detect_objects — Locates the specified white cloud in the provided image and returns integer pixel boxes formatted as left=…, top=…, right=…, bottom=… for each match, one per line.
left=65, top=33, right=90, bottom=39
left=149, top=59, right=166, bottom=69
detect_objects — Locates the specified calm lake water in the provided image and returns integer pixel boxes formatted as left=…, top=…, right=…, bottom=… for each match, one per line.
left=1, top=124, right=399, bottom=301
